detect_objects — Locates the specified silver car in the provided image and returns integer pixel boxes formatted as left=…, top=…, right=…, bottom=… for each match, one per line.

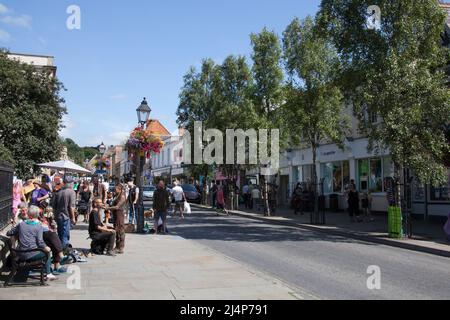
left=143, top=185, right=156, bottom=200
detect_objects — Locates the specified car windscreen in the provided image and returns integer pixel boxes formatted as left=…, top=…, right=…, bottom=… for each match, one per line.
left=143, top=186, right=156, bottom=191
left=181, top=185, right=197, bottom=192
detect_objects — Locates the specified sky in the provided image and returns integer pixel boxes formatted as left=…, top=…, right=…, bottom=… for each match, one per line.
left=0, top=0, right=321, bottom=147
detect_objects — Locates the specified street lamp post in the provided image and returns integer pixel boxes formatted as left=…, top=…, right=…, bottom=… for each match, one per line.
left=99, top=142, right=106, bottom=180
left=136, top=98, right=151, bottom=233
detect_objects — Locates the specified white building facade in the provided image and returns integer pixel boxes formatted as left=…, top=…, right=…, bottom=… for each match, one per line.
left=151, top=129, right=186, bottom=182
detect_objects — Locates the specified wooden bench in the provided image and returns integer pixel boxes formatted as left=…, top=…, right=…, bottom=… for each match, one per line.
left=2, top=237, right=49, bottom=287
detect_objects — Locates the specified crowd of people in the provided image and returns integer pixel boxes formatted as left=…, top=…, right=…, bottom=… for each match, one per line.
left=7, top=171, right=190, bottom=283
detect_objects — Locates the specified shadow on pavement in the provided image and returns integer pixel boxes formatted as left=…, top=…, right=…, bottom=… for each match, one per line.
left=168, top=210, right=376, bottom=246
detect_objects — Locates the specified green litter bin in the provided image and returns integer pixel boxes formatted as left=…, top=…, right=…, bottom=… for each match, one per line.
left=388, top=206, right=403, bottom=239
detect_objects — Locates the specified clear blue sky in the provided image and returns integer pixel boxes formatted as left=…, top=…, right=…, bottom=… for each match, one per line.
left=0, top=0, right=321, bottom=147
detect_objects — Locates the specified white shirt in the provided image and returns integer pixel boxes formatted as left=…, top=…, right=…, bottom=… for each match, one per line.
left=251, top=188, right=261, bottom=199
left=172, top=186, right=184, bottom=202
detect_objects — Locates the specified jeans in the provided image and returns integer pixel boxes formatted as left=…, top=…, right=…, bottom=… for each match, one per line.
left=128, top=204, right=138, bottom=224
left=56, top=217, right=71, bottom=249
left=27, top=251, right=51, bottom=275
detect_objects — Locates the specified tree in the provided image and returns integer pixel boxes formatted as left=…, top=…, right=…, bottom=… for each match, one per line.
left=210, top=55, right=259, bottom=209
left=318, top=0, right=450, bottom=227
left=250, top=28, right=286, bottom=216
left=0, top=50, right=66, bottom=178
left=282, top=16, right=348, bottom=221
left=177, top=60, right=218, bottom=202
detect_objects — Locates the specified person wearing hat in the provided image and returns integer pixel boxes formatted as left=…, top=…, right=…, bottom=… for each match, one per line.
left=51, top=176, right=77, bottom=249
left=29, top=180, right=49, bottom=208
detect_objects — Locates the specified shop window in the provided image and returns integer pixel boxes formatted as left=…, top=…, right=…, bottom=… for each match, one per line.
left=322, top=163, right=333, bottom=194
left=358, top=159, right=369, bottom=192
left=333, top=162, right=342, bottom=193
left=369, top=158, right=383, bottom=192
left=321, top=161, right=349, bottom=194
left=343, top=161, right=350, bottom=190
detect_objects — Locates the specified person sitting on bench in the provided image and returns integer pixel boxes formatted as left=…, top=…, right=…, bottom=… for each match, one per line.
left=7, top=206, right=56, bottom=281
left=89, top=197, right=116, bottom=256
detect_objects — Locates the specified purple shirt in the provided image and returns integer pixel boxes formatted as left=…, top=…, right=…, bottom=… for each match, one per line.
left=30, top=188, right=48, bottom=206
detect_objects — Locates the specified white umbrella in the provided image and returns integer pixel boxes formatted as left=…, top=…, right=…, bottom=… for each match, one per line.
left=38, top=159, right=91, bottom=175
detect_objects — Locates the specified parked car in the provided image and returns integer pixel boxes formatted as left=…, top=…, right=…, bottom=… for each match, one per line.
left=143, top=185, right=156, bottom=200
left=181, top=184, right=201, bottom=204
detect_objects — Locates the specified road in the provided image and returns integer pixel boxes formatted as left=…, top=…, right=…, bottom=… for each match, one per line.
left=164, top=205, right=450, bottom=300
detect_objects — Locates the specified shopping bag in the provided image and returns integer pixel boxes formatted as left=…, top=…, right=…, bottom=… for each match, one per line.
left=158, top=217, right=163, bottom=226
left=184, top=202, right=192, bottom=214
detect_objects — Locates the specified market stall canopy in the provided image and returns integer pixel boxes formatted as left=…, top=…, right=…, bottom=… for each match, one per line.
left=37, top=160, right=91, bottom=174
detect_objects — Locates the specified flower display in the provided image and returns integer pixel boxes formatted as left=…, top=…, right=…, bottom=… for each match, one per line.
left=94, top=156, right=111, bottom=169
left=126, top=126, right=164, bottom=159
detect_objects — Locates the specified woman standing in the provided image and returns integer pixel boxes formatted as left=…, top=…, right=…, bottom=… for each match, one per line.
left=108, top=184, right=127, bottom=254
left=12, top=181, right=26, bottom=221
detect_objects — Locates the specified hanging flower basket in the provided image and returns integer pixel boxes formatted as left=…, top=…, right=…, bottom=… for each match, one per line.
left=94, top=156, right=111, bottom=169
left=126, top=126, right=164, bottom=159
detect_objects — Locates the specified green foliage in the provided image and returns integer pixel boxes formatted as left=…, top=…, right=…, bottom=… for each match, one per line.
left=282, top=16, right=348, bottom=165
left=0, top=50, right=66, bottom=178
left=0, top=143, right=15, bottom=166
left=318, top=0, right=450, bottom=185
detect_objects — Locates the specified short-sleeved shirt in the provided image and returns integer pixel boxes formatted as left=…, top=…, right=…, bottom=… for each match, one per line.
left=53, top=187, right=76, bottom=220
left=251, top=188, right=261, bottom=199
left=89, top=210, right=103, bottom=235
left=30, top=188, right=48, bottom=206
left=171, top=186, right=184, bottom=202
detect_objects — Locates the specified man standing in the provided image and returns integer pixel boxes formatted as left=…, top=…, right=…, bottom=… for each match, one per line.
left=153, top=180, right=170, bottom=234
left=127, top=179, right=139, bottom=225
left=52, top=176, right=77, bottom=250
left=171, top=181, right=186, bottom=219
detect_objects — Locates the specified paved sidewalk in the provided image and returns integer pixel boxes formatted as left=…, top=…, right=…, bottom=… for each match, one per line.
left=0, top=226, right=302, bottom=300
left=194, top=204, right=450, bottom=258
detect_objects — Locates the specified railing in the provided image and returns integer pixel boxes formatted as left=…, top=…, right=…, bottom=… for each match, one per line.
left=0, top=162, right=13, bottom=231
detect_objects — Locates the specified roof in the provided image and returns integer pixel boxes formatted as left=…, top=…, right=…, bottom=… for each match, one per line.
left=145, top=119, right=171, bottom=137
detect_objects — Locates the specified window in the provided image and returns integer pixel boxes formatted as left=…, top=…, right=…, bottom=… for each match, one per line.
left=430, top=169, right=450, bottom=202
left=332, top=162, right=342, bottom=193
left=321, top=161, right=350, bottom=194
left=369, top=158, right=382, bottom=192
left=358, top=156, right=393, bottom=193
left=322, top=163, right=333, bottom=194
left=358, top=159, right=369, bottom=192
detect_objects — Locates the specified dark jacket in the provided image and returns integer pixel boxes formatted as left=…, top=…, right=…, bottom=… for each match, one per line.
left=153, top=187, right=170, bottom=212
